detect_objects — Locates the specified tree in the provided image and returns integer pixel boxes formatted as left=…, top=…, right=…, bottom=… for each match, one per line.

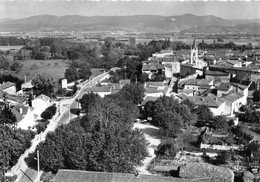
left=26, top=101, right=148, bottom=174
left=78, top=66, right=92, bottom=80
left=155, top=139, right=178, bottom=159
left=181, top=99, right=195, bottom=111
left=216, top=151, right=231, bottom=164
left=253, top=90, right=260, bottom=102
left=245, top=141, right=260, bottom=164
left=120, top=83, right=145, bottom=105
left=79, top=92, right=101, bottom=113
left=32, top=73, right=55, bottom=97
left=10, top=61, right=23, bottom=73
left=212, top=116, right=229, bottom=132
left=0, top=125, right=35, bottom=174
left=64, top=67, right=79, bottom=82
left=194, top=105, right=214, bottom=127
left=34, top=119, right=49, bottom=134
left=156, top=111, right=183, bottom=138
left=41, top=111, right=53, bottom=120
left=0, top=105, right=17, bottom=125
left=0, top=54, right=13, bottom=71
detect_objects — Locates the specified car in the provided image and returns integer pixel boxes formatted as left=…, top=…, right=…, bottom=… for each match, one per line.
left=141, top=119, right=147, bottom=123
left=135, top=119, right=141, bottom=123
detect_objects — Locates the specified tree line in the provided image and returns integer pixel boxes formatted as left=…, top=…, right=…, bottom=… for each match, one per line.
left=0, top=102, right=35, bottom=181
left=25, top=83, right=148, bottom=174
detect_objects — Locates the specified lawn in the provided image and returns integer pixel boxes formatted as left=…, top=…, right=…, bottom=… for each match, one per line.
left=12, top=59, right=106, bottom=82
left=13, top=59, right=69, bottom=81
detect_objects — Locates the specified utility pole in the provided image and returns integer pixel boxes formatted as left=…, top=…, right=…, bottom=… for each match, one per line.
left=37, top=150, right=40, bottom=182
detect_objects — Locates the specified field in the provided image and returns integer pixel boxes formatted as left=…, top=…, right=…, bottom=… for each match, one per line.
left=0, top=45, right=24, bottom=51
left=12, top=59, right=106, bottom=82
left=13, top=59, right=69, bottom=81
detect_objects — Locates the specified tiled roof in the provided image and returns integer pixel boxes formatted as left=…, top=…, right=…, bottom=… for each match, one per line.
left=185, top=79, right=200, bottom=86
left=179, top=94, right=225, bottom=108
left=142, top=96, right=159, bottom=105
left=142, top=63, right=164, bottom=71
left=53, top=170, right=210, bottom=182
left=232, top=83, right=248, bottom=90
left=185, top=79, right=212, bottom=86
left=11, top=107, right=23, bottom=122
left=222, top=92, right=243, bottom=102
left=204, top=70, right=229, bottom=76
left=0, top=82, right=16, bottom=90
left=0, top=91, right=28, bottom=104
left=13, top=104, right=32, bottom=115
left=145, top=82, right=165, bottom=87
left=85, top=86, right=111, bottom=93
left=181, top=64, right=195, bottom=68
left=217, top=82, right=230, bottom=91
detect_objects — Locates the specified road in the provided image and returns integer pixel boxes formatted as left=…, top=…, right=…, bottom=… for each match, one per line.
left=10, top=71, right=109, bottom=182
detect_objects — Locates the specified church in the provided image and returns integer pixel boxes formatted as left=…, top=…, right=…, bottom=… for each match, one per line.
left=180, top=39, right=208, bottom=78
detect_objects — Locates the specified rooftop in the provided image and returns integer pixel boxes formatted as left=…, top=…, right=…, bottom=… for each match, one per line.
left=0, top=82, right=16, bottom=90
left=221, top=92, right=243, bottom=102
left=204, top=70, right=229, bottom=76
left=85, top=86, right=111, bottom=93
left=35, top=94, right=50, bottom=102
left=217, top=82, right=230, bottom=91
left=142, top=96, right=159, bottom=105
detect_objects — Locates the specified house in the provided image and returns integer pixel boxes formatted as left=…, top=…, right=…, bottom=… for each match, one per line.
left=11, top=104, right=32, bottom=121
left=141, top=96, right=159, bottom=106
left=163, top=62, right=180, bottom=78
left=31, top=94, right=51, bottom=120
left=179, top=93, right=226, bottom=116
left=0, top=91, right=27, bottom=105
left=142, top=63, right=165, bottom=79
left=0, top=82, right=16, bottom=95
left=221, top=91, right=246, bottom=116
left=204, top=70, right=230, bottom=82
left=85, top=86, right=111, bottom=98
left=226, top=59, right=242, bottom=67
left=144, top=82, right=170, bottom=97
left=52, top=169, right=210, bottom=182
left=180, top=64, right=197, bottom=78
left=183, top=79, right=214, bottom=95
left=209, top=64, right=260, bottom=83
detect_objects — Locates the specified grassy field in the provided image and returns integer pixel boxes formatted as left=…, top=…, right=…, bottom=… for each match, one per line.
left=13, top=59, right=69, bottom=81
left=12, top=59, right=105, bottom=82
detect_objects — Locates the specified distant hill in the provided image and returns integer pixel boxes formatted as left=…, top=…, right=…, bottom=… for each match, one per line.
left=0, top=14, right=258, bottom=33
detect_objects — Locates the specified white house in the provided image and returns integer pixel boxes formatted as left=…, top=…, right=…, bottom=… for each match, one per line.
left=84, top=86, right=111, bottom=98
left=31, top=94, right=51, bottom=120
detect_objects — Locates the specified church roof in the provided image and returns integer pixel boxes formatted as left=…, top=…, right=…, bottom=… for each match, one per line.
left=191, top=38, right=196, bottom=49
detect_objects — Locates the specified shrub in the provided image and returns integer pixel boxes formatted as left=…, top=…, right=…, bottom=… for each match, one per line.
left=41, top=110, right=53, bottom=120
left=45, top=104, right=57, bottom=116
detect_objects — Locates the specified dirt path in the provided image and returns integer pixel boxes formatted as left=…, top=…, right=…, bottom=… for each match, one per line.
left=133, top=123, right=161, bottom=175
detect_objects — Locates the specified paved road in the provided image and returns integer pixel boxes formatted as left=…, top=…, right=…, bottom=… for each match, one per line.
left=11, top=71, right=109, bottom=182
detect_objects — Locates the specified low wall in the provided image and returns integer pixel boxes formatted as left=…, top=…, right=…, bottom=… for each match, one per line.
left=200, top=143, right=240, bottom=150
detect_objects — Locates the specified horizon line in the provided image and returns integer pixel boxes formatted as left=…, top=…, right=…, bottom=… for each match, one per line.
left=2, top=13, right=260, bottom=20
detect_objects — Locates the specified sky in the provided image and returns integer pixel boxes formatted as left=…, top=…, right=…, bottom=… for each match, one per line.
left=0, top=0, right=260, bottom=20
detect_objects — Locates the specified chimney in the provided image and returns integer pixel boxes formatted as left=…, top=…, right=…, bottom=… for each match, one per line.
left=20, top=108, right=23, bottom=114
left=24, top=75, right=27, bottom=83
